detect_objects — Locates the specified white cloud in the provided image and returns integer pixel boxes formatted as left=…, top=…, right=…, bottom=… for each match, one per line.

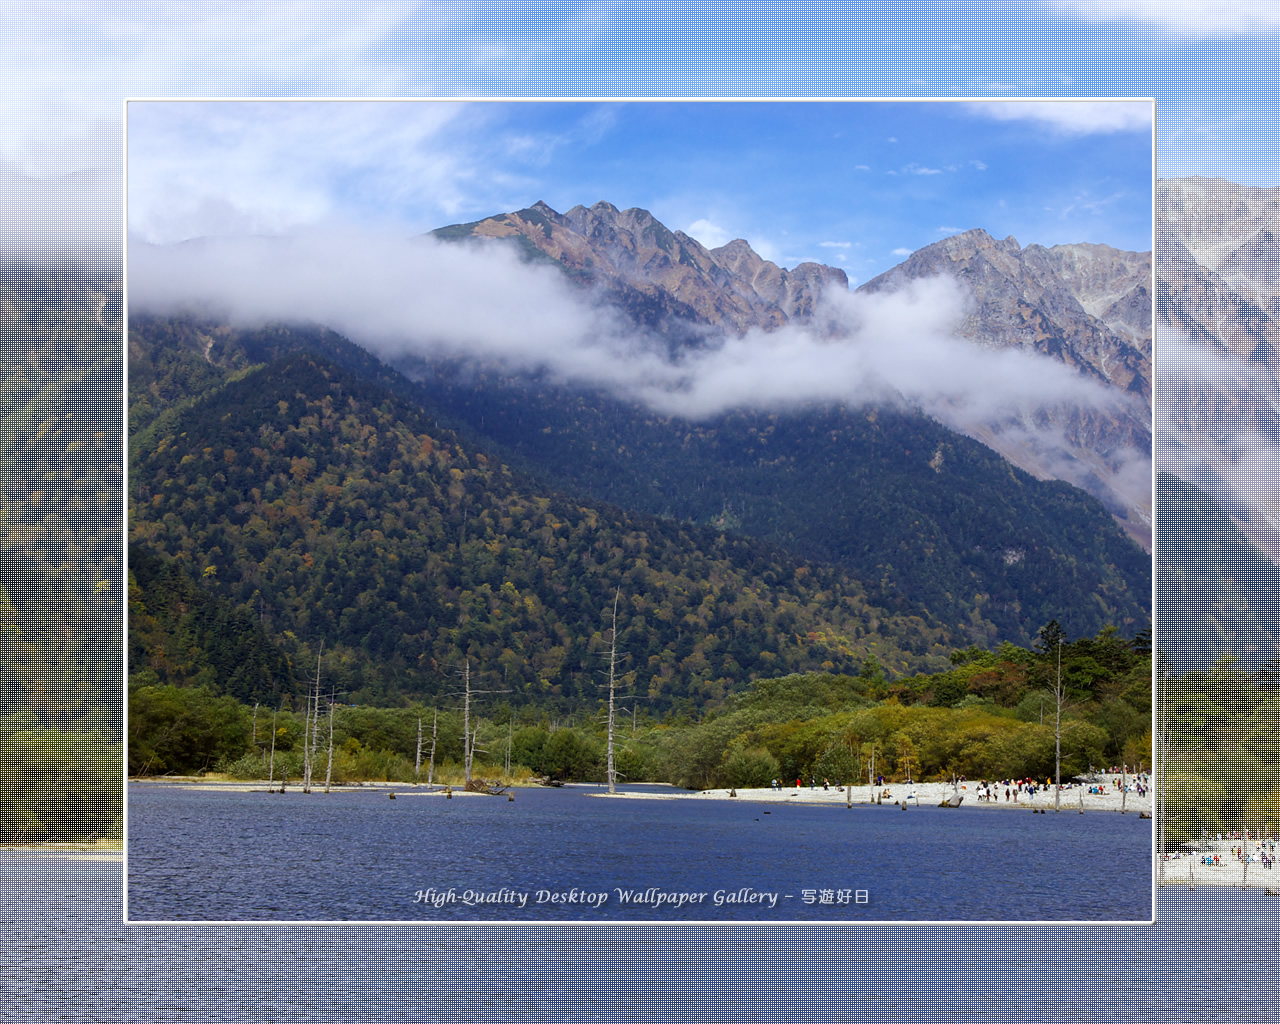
left=1157, top=332, right=1280, bottom=555
left=0, top=2, right=422, bottom=259
left=966, top=100, right=1152, bottom=135
left=685, top=218, right=732, bottom=249
left=819, top=241, right=851, bottom=249
left=0, top=166, right=121, bottom=264
left=130, top=228, right=1135, bottom=440
left=127, top=101, right=475, bottom=244
left=891, top=247, right=913, bottom=256
left=1048, top=0, right=1280, bottom=39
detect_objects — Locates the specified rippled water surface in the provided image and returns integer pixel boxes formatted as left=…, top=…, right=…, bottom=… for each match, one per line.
left=5, top=849, right=1277, bottom=1024
left=126, top=782, right=1152, bottom=922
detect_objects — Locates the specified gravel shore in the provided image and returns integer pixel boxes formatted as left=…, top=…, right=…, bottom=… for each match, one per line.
left=593, top=779, right=1155, bottom=815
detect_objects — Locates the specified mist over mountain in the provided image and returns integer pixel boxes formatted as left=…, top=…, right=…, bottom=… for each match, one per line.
left=856, top=229, right=1151, bottom=546
left=432, top=199, right=849, bottom=340
left=127, top=200, right=1152, bottom=683
left=1157, top=177, right=1280, bottom=565
left=430, top=202, right=1152, bottom=547
left=1157, top=472, right=1280, bottom=673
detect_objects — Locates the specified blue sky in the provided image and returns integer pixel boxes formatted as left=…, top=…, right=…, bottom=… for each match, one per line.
left=2, top=3, right=1274, bottom=265
left=127, top=99, right=1152, bottom=282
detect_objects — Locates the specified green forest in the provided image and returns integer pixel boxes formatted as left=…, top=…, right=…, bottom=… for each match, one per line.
left=0, top=265, right=123, bottom=845
left=1159, top=653, right=1280, bottom=843
left=127, top=347, right=966, bottom=715
left=138, top=312, right=1149, bottom=650
left=129, top=621, right=1153, bottom=805
left=0, top=266, right=1269, bottom=854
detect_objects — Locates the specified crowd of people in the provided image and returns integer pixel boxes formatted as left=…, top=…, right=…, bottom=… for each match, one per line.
left=761, top=769, right=1155, bottom=807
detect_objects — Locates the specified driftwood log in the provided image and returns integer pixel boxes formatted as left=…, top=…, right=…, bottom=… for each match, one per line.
left=465, top=778, right=509, bottom=795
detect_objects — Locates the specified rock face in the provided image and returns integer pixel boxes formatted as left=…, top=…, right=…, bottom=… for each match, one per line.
left=438, top=200, right=848, bottom=337
left=1157, top=177, right=1280, bottom=562
left=860, top=229, right=1151, bottom=402
left=438, top=202, right=1153, bottom=548
left=857, top=229, right=1153, bottom=547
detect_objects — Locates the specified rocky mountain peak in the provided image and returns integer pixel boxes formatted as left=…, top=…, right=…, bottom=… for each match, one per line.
left=859, top=228, right=1153, bottom=547
left=437, top=200, right=848, bottom=334
left=1157, top=176, right=1280, bottom=562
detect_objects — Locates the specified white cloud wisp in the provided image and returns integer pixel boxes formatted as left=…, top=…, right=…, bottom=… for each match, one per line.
left=130, top=226, right=1150, bottom=530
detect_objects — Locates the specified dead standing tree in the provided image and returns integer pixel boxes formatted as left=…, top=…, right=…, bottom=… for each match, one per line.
left=300, top=640, right=324, bottom=793
left=443, top=659, right=510, bottom=787
left=605, top=588, right=621, bottom=795
left=1038, top=622, right=1082, bottom=814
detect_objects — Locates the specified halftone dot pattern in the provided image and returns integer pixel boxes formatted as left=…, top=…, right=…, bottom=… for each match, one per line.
left=8, top=4, right=1280, bottom=1023
left=0, top=249, right=122, bottom=850
left=1154, top=175, right=1280, bottom=913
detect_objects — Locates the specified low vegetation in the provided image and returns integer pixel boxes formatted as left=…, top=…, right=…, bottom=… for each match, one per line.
left=127, top=624, right=1153, bottom=804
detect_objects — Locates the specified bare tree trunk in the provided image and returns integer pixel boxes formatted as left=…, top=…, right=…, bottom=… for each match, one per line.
left=268, top=709, right=277, bottom=788
left=846, top=741, right=852, bottom=808
left=303, top=641, right=323, bottom=793
left=607, top=588, right=620, bottom=795
left=427, top=708, right=438, bottom=786
left=301, top=690, right=312, bottom=792
left=463, top=661, right=472, bottom=784
left=415, top=716, right=423, bottom=783
left=1053, top=641, right=1063, bottom=812
left=309, top=674, right=322, bottom=790
left=323, top=697, right=334, bottom=793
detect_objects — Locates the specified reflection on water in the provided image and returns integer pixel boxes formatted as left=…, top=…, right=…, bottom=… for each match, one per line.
left=4, top=850, right=1276, bottom=1024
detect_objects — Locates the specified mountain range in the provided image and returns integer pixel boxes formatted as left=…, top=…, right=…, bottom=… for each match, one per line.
left=126, top=200, right=1155, bottom=712
left=1157, top=177, right=1280, bottom=564
left=431, top=199, right=849, bottom=342
left=435, top=201, right=1153, bottom=548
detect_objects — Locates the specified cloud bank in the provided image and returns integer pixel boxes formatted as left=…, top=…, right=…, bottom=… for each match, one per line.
left=1047, top=0, right=1280, bottom=40
left=1153, top=331, right=1280, bottom=558
left=130, top=224, right=1151, bottom=539
left=966, top=100, right=1152, bottom=136
left=130, top=226, right=1134, bottom=422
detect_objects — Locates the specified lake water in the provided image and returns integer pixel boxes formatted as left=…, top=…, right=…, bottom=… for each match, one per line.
left=4, top=849, right=1276, bottom=1024
left=126, top=781, right=1152, bottom=922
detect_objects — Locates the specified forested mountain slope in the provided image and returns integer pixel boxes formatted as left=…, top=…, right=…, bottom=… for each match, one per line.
left=129, top=342, right=967, bottom=714
left=1157, top=472, right=1280, bottom=673
left=131, top=313, right=1149, bottom=668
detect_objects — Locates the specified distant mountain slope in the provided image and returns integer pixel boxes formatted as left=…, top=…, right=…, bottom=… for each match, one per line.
left=130, top=309, right=1148, bottom=654
left=396, top=355, right=1150, bottom=650
left=436, top=202, right=1152, bottom=548
left=0, top=265, right=123, bottom=729
left=857, top=229, right=1152, bottom=544
left=1157, top=472, right=1280, bottom=673
left=128, top=336, right=971, bottom=713
left=1157, top=177, right=1280, bottom=565
left=432, top=200, right=848, bottom=340
left=860, top=229, right=1151, bottom=400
